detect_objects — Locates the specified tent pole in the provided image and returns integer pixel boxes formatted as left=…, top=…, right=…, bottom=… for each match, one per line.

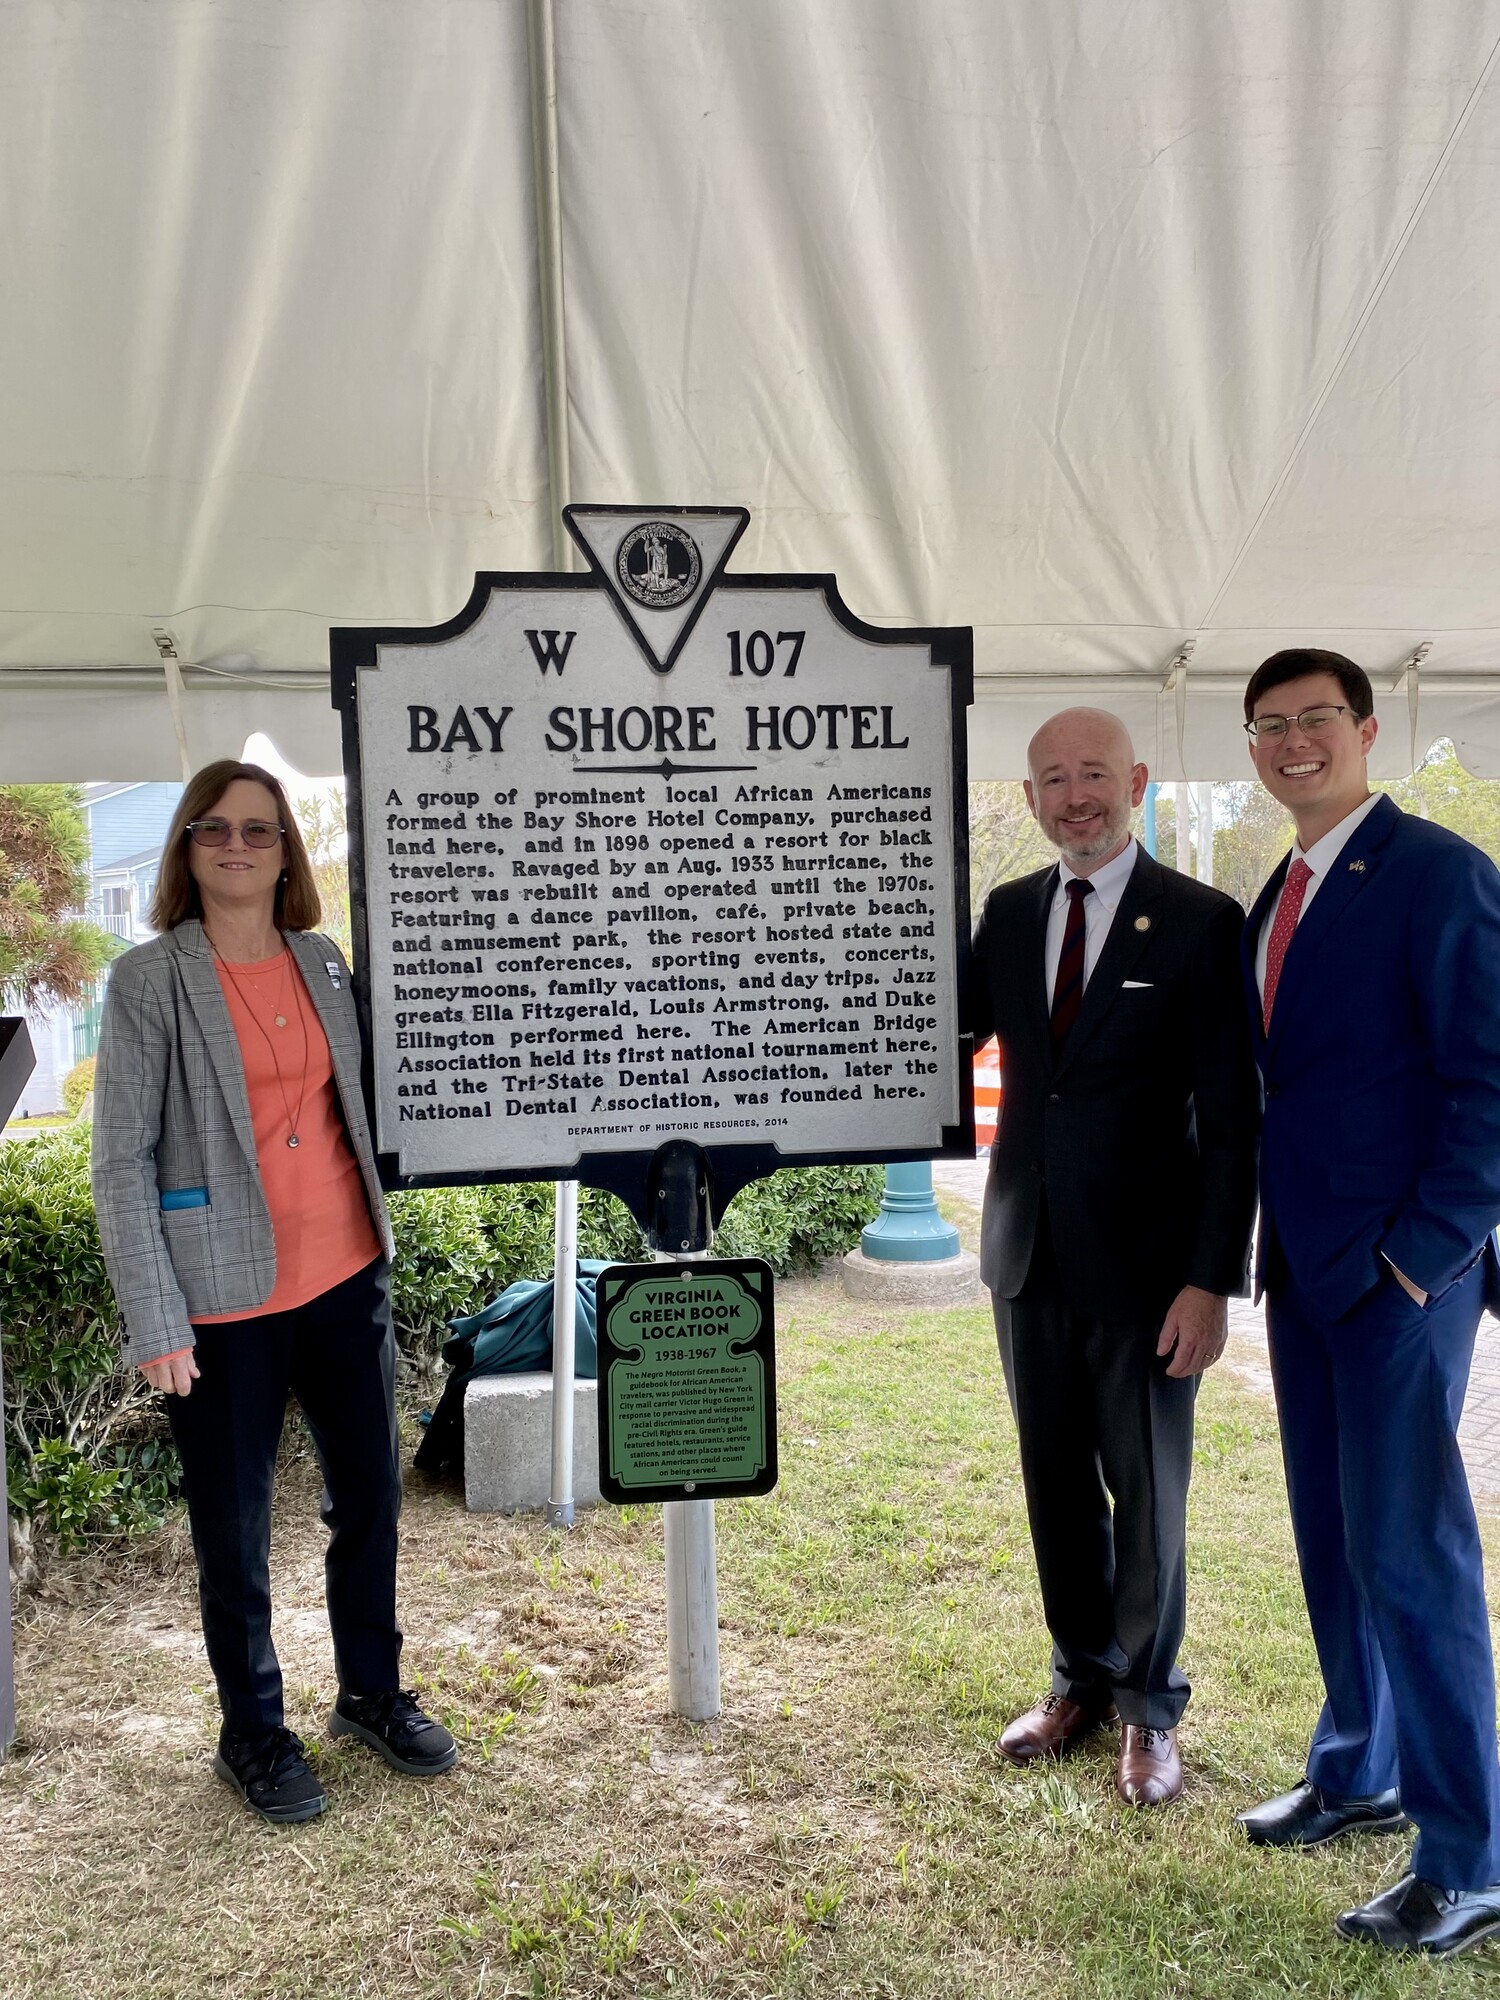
left=1194, top=782, right=1214, bottom=886
left=527, top=0, right=582, bottom=1531
left=527, top=0, right=571, bottom=573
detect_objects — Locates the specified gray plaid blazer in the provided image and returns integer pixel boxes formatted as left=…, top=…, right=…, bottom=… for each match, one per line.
left=91, top=920, right=394, bottom=1365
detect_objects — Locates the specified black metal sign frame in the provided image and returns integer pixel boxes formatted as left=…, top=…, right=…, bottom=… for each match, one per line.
left=0, top=1018, right=36, bottom=1756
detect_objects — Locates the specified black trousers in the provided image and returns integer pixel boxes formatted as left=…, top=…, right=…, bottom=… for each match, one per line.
left=992, top=1225, right=1197, bottom=1727
left=166, top=1258, right=403, bottom=1738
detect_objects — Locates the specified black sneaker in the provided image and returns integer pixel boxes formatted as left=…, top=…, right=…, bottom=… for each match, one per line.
left=213, top=1726, right=328, bottom=1825
left=328, top=1689, right=459, bottom=1776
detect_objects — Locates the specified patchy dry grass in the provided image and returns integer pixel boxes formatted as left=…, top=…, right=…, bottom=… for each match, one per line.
left=5, top=1263, right=1500, bottom=1998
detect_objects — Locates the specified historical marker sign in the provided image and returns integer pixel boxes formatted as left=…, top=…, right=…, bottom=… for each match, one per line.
left=332, top=505, right=973, bottom=1201
left=596, top=1259, right=776, bottom=1503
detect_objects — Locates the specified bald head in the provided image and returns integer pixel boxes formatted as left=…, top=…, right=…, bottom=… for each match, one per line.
left=1027, top=707, right=1136, bottom=777
left=1024, top=707, right=1147, bottom=874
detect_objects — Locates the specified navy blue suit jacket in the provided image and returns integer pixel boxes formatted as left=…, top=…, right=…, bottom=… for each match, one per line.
left=1242, top=795, right=1500, bottom=1321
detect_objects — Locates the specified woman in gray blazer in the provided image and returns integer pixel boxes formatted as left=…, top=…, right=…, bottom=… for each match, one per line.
left=92, top=759, right=458, bottom=1823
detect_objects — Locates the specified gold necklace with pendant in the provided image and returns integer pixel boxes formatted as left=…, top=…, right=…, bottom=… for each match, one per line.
left=207, top=935, right=312, bottom=1147
left=238, top=949, right=293, bottom=1027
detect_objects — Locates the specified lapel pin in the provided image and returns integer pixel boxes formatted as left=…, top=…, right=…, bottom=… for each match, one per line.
left=1134, top=915, right=1151, bottom=932
left=1348, top=859, right=1366, bottom=873
left=325, top=960, right=342, bottom=989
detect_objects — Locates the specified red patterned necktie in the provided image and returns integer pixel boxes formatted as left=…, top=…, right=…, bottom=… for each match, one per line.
left=1262, top=856, right=1313, bottom=1031
left=1050, top=878, right=1093, bottom=1049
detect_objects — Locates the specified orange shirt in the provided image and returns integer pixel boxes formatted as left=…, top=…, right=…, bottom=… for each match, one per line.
left=191, top=950, right=381, bottom=1323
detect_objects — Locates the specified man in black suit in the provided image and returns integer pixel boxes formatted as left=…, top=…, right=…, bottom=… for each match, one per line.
left=964, top=708, right=1258, bottom=1804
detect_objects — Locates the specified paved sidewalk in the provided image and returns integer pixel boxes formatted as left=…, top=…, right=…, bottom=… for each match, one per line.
left=933, top=1157, right=1500, bottom=1504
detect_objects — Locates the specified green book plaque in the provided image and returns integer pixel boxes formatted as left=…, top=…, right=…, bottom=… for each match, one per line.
left=596, top=1259, right=778, bottom=1505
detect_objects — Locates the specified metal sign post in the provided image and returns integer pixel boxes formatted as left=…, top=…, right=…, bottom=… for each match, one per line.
left=0, top=1019, right=38, bottom=1757
left=595, top=1149, right=778, bottom=1719
left=545, top=1177, right=579, bottom=1528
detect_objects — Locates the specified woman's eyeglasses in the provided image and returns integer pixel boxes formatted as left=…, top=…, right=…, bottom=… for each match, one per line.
left=186, top=818, right=285, bottom=849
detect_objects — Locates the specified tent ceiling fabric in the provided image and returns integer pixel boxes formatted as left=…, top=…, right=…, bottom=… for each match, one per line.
left=2, top=0, right=1498, bottom=781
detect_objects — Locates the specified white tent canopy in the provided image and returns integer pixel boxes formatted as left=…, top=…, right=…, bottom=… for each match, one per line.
left=2, top=0, right=1498, bottom=782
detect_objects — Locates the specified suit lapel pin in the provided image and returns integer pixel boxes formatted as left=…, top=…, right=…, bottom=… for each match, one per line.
left=325, top=960, right=342, bottom=989
left=1348, top=859, right=1366, bottom=873
left=1134, top=915, right=1151, bottom=932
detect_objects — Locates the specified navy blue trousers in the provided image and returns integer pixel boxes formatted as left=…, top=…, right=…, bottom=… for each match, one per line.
left=166, top=1258, right=403, bottom=1738
left=1267, top=1259, right=1500, bottom=1888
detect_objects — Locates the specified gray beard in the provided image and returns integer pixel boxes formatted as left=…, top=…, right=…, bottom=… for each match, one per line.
left=1050, top=814, right=1128, bottom=862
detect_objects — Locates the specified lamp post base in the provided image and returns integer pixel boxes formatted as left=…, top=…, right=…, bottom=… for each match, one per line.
left=840, top=1246, right=985, bottom=1306
left=859, top=1161, right=962, bottom=1262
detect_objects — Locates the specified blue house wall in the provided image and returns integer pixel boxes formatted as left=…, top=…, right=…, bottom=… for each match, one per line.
left=88, top=783, right=182, bottom=868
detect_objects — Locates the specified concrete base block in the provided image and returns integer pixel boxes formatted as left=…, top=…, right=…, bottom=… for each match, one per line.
left=464, top=1373, right=601, bottom=1515
left=839, top=1247, right=986, bottom=1308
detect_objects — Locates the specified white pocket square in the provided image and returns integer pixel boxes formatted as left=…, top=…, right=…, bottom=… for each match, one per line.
left=1122, top=980, right=1153, bottom=989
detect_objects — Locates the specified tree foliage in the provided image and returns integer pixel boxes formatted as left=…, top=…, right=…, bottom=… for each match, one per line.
left=1206, top=784, right=1294, bottom=912
left=1183, top=741, right=1500, bottom=914
left=1384, top=740, right=1500, bottom=860
left=0, top=786, right=121, bottom=1009
left=292, top=783, right=352, bottom=957
left=968, top=782, right=1053, bottom=905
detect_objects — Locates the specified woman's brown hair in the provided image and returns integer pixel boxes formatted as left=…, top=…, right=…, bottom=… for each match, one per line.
left=148, top=760, right=323, bottom=933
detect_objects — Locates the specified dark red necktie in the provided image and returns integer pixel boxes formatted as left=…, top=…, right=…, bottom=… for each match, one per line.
left=1050, top=878, right=1093, bottom=1049
left=1262, top=856, right=1313, bottom=1032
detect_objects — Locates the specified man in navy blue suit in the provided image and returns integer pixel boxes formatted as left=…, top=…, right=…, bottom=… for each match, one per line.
left=1238, top=647, right=1500, bottom=1957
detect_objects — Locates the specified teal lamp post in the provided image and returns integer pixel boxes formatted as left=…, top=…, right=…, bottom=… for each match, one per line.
left=859, top=1160, right=961, bottom=1261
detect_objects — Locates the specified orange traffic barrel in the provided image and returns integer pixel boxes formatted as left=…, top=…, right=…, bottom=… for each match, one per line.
left=974, top=1036, right=1002, bottom=1151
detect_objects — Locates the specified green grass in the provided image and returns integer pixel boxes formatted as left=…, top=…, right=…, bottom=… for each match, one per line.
left=4, top=1276, right=1497, bottom=1997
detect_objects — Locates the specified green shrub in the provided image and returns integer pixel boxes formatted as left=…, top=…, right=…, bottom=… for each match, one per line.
left=0, top=1127, right=164, bottom=1541
left=716, top=1164, right=883, bottom=1270
left=386, top=1180, right=645, bottom=1363
left=0, top=1130, right=880, bottom=1532
left=62, top=1055, right=97, bottom=1117
left=8, top=1435, right=179, bottom=1550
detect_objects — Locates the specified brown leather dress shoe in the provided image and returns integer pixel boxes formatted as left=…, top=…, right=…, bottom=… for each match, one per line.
left=1117, top=1725, right=1182, bottom=1806
left=999, top=1692, right=1116, bottom=1764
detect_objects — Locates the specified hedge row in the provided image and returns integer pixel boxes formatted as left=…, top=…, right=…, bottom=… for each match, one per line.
left=0, top=1128, right=880, bottom=1544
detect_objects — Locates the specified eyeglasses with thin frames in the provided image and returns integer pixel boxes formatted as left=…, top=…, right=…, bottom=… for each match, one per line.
left=1243, top=705, right=1353, bottom=744
left=186, top=818, right=285, bottom=849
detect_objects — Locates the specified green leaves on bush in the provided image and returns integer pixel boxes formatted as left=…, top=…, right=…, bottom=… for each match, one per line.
left=1, top=1128, right=882, bottom=1535
left=61, top=1055, right=97, bottom=1117
left=715, top=1164, right=884, bottom=1272
left=0, top=1126, right=156, bottom=1535
left=386, top=1181, right=645, bottom=1362
left=6, top=1435, right=179, bottom=1550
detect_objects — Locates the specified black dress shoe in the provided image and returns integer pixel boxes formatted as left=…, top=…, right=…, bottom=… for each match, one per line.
left=1236, top=1780, right=1408, bottom=1848
left=214, top=1726, right=328, bottom=1824
left=328, top=1689, right=459, bottom=1776
left=1336, top=1873, right=1500, bottom=1957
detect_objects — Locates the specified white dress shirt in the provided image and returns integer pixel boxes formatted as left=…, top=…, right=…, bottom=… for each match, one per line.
left=1044, top=837, right=1139, bottom=998
left=1253, top=793, right=1383, bottom=997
